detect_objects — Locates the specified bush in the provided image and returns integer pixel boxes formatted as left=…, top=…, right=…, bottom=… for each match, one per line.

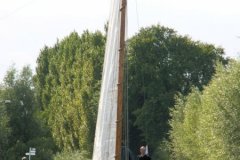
left=53, top=151, right=90, bottom=160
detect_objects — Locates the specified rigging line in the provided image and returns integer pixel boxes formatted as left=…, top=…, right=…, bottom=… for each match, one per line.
left=126, top=42, right=129, bottom=160
left=133, top=0, right=146, bottom=103
left=0, top=0, right=36, bottom=21
left=134, top=0, right=140, bottom=29
left=124, top=40, right=130, bottom=160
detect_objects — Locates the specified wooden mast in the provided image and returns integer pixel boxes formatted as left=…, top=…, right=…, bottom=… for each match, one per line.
left=115, top=0, right=127, bottom=160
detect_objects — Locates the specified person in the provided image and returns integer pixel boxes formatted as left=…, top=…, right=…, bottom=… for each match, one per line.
left=138, top=146, right=151, bottom=160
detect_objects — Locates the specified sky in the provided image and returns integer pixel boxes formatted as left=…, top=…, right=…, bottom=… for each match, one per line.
left=0, top=0, right=240, bottom=82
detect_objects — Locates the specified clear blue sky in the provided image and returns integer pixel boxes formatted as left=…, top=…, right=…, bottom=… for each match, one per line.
left=0, top=0, right=240, bottom=82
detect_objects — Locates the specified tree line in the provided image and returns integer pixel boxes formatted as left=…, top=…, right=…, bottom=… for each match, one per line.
left=0, top=25, right=232, bottom=159
left=170, top=61, right=240, bottom=160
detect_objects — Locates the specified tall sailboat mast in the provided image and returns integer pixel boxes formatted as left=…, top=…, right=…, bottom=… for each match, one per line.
left=115, top=0, right=127, bottom=160
left=92, top=0, right=127, bottom=159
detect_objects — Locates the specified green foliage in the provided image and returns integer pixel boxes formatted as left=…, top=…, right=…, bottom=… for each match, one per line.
left=53, top=150, right=90, bottom=160
left=169, top=89, right=203, bottom=160
left=35, top=31, right=105, bottom=152
left=5, top=140, right=27, bottom=160
left=127, top=24, right=227, bottom=154
left=170, top=61, right=240, bottom=160
left=3, top=66, right=36, bottom=143
left=0, top=66, right=36, bottom=159
left=26, top=137, right=56, bottom=160
left=0, top=66, right=57, bottom=160
left=152, top=139, right=171, bottom=160
left=0, top=100, right=11, bottom=159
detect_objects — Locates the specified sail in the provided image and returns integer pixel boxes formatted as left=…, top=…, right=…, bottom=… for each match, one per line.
left=92, top=0, right=122, bottom=159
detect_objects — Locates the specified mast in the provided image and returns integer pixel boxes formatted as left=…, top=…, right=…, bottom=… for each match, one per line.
left=115, top=0, right=127, bottom=159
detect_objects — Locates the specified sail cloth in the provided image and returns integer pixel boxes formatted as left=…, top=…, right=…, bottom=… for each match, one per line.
left=92, top=0, right=123, bottom=159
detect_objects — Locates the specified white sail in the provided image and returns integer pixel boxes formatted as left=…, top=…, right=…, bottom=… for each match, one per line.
left=92, top=0, right=121, bottom=159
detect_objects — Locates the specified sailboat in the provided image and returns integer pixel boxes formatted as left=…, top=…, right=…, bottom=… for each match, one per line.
left=92, top=0, right=129, bottom=159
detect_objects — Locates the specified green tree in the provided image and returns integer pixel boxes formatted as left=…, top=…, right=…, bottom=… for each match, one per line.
left=169, top=89, right=203, bottom=160
left=0, top=98, right=11, bottom=159
left=127, top=25, right=227, bottom=155
left=170, top=61, right=240, bottom=160
left=35, top=31, right=105, bottom=153
left=0, top=66, right=56, bottom=160
left=4, top=66, right=36, bottom=143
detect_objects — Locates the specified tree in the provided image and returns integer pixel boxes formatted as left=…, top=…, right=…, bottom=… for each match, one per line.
left=4, top=66, right=36, bottom=143
left=127, top=25, right=227, bottom=155
left=169, top=89, right=203, bottom=160
left=35, top=31, right=105, bottom=153
left=0, top=66, right=56, bottom=160
left=170, top=61, right=240, bottom=160
left=0, top=97, right=11, bottom=159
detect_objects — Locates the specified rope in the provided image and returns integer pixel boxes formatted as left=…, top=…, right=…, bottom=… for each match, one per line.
left=134, top=0, right=140, bottom=29
left=123, top=40, right=130, bottom=160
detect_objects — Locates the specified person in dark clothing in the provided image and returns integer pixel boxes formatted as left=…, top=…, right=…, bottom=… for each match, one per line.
left=138, top=146, right=151, bottom=160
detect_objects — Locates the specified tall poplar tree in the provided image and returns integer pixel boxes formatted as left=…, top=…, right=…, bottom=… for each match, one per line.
left=35, top=31, right=105, bottom=153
